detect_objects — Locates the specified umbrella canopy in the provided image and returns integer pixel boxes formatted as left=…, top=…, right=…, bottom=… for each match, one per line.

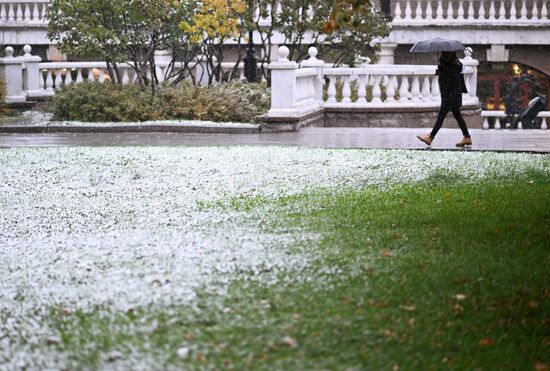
left=410, top=37, right=465, bottom=53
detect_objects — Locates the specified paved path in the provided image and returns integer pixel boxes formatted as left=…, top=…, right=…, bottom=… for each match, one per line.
left=1, top=128, right=549, bottom=153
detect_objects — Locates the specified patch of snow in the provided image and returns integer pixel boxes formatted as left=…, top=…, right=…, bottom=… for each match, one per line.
left=0, top=146, right=547, bottom=369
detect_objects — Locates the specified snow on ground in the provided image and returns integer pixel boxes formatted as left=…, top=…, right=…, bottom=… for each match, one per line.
left=0, top=146, right=548, bottom=369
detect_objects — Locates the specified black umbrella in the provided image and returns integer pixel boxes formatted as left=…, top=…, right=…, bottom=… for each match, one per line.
left=410, top=37, right=465, bottom=53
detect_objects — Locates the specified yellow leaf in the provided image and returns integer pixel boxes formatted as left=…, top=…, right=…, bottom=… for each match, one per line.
left=479, top=337, right=494, bottom=346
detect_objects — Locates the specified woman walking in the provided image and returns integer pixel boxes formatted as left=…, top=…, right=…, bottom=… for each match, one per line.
left=417, top=51, right=472, bottom=147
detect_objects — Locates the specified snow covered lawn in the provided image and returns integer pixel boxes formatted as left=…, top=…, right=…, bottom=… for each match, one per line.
left=0, top=146, right=548, bottom=369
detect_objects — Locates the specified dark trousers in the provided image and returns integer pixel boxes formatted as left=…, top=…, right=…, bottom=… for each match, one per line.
left=430, top=106, right=470, bottom=138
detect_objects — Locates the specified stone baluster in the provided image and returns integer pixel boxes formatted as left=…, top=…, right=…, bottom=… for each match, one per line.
left=510, top=0, right=517, bottom=19
left=399, top=76, right=410, bottom=103
left=426, top=0, right=433, bottom=18
left=16, top=3, right=22, bottom=21
left=431, top=75, right=440, bottom=101
left=372, top=75, right=382, bottom=103
left=342, top=75, right=352, bottom=103
left=457, top=0, right=465, bottom=19
left=497, top=0, right=506, bottom=19
left=531, top=1, right=540, bottom=19
left=482, top=117, right=489, bottom=129
left=411, top=75, right=420, bottom=102
left=404, top=0, right=412, bottom=20
left=466, top=0, right=473, bottom=18
left=386, top=75, right=397, bottom=102
left=239, top=67, right=245, bottom=80
left=357, top=75, right=367, bottom=104
left=541, top=117, right=548, bottom=129
left=517, top=120, right=523, bottom=129
left=64, top=69, right=73, bottom=84
left=520, top=0, right=528, bottom=19
left=489, top=0, right=496, bottom=19
left=542, top=1, right=548, bottom=18
left=120, top=69, right=129, bottom=84
left=421, top=75, right=431, bottom=101
left=327, top=76, right=337, bottom=103
left=42, top=3, right=48, bottom=19
left=8, top=3, right=14, bottom=21
left=32, top=3, right=39, bottom=20
left=45, top=69, right=54, bottom=91
left=478, top=0, right=485, bottom=19
left=99, top=68, right=107, bottom=82
left=447, top=1, right=454, bottom=18
left=75, top=68, right=83, bottom=83
left=54, top=69, right=62, bottom=89
left=415, top=0, right=423, bottom=19
left=395, top=1, right=402, bottom=19
left=436, top=0, right=444, bottom=19
left=495, top=117, right=501, bottom=129
left=0, top=4, right=5, bottom=22
left=24, top=3, right=31, bottom=20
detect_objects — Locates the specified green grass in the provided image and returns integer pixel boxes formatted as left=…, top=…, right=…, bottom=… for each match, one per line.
left=44, top=174, right=550, bottom=370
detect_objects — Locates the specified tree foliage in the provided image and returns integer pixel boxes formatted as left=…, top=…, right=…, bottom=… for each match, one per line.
left=48, top=0, right=189, bottom=89
left=47, top=0, right=389, bottom=87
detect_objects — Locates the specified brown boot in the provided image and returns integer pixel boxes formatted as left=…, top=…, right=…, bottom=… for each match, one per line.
left=417, top=135, right=433, bottom=145
left=456, top=136, right=472, bottom=147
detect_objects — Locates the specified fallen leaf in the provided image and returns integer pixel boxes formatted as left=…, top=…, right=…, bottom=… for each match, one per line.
left=401, top=305, right=416, bottom=312
left=479, top=337, right=494, bottom=346
left=282, top=336, right=297, bottom=347
left=196, top=352, right=207, bottom=362
left=528, top=300, right=539, bottom=308
left=46, top=336, right=61, bottom=346
left=382, top=250, right=393, bottom=257
left=392, top=365, right=400, bottom=371
left=59, top=308, right=71, bottom=316
left=341, top=296, right=353, bottom=305
left=455, top=294, right=467, bottom=301
left=534, top=361, right=549, bottom=371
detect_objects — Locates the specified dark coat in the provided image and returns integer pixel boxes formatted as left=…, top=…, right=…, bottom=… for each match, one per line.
left=437, top=59, right=466, bottom=109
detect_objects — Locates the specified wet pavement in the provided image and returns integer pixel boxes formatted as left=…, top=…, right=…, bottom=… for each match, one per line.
left=1, top=128, right=549, bottom=153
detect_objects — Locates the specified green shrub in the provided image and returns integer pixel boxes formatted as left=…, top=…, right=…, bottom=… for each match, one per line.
left=52, top=81, right=123, bottom=122
left=0, top=79, right=7, bottom=113
left=50, top=80, right=271, bottom=123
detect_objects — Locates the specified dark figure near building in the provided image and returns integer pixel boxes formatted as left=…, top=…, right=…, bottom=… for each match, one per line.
left=417, top=51, right=472, bottom=147
left=515, top=95, right=547, bottom=129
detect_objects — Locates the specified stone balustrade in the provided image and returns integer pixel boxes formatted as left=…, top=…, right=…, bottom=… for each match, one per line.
left=392, top=0, right=550, bottom=25
left=268, top=46, right=479, bottom=115
left=481, top=110, right=549, bottom=129
left=0, top=0, right=49, bottom=25
left=0, top=45, right=268, bottom=102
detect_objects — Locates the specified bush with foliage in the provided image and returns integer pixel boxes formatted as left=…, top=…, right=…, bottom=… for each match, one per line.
left=0, top=79, right=7, bottom=113
left=50, top=81, right=270, bottom=123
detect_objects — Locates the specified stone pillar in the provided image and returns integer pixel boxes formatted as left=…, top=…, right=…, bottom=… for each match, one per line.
left=21, top=45, right=43, bottom=99
left=0, top=46, right=26, bottom=103
left=300, top=47, right=325, bottom=103
left=267, top=46, right=298, bottom=115
left=46, top=45, right=66, bottom=62
left=461, top=47, right=479, bottom=103
left=154, top=49, right=173, bottom=64
left=193, top=55, right=216, bottom=86
left=377, top=42, right=398, bottom=65
left=486, top=44, right=509, bottom=62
